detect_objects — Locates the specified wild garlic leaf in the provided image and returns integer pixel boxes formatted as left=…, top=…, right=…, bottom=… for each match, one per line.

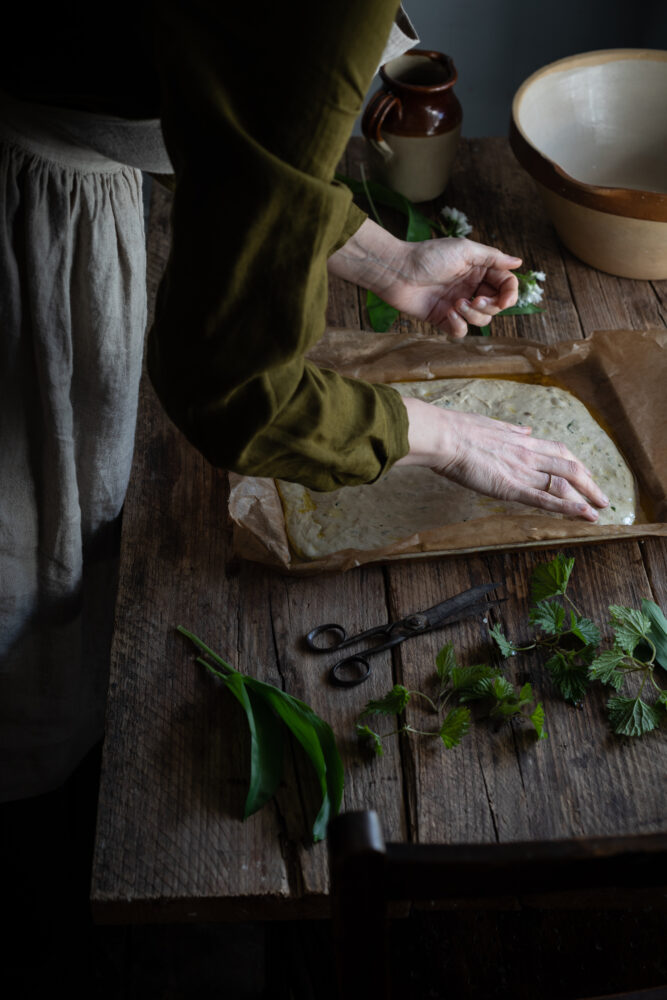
left=356, top=723, right=384, bottom=756
left=436, top=641, right=457, bottom=683
left=439, top=707, right=471, bottom=749
left=530, top=703, right=548, bottom=740
left=641, top=599, right=667, bottom=668
left=366, top=290, right=399, bottom=332
left=245, top=676, right=344, bottom=842
left=529, top=601, right=565, bottom=635
left=569, top=613, right=601, bottom=648
left=179, top=626, right=343, bottom=843
left=545, top=651, right=589, bottom=703
left=359, top=684, right=411, bottom=717
left=531, top=554, right=575, bottom=603
left=607, top=696, right=662, bottom=737
left=609, top=606, right=652, bottom=656
left=489, top=623, right=520, bottom=658
left=588, top=650, right=626, bottom=690
left=451, top=663, right=495, bottom=692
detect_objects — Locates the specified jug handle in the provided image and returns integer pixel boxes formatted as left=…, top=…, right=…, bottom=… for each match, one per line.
left=362, top=91, right=401, bottom=159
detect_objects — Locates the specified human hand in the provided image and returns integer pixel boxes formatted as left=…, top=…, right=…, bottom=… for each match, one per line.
left=327, top=220, right=522, bottom=337
left=379, top=236, right=522, bottom=337
left=395, top=397, right=609, bottom=521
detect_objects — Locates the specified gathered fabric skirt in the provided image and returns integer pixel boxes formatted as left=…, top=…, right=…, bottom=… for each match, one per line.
left=0, top=97, right=171, bottom=799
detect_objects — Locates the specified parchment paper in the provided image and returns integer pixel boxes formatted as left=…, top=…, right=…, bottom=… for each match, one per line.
left=229, top=329, right=667, bottom=573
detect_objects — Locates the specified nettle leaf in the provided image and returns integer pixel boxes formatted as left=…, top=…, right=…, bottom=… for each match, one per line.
left=360, top=684, right=411, bottom=717
left=642, top=599, right=667, bottom=668
left=609, top=605, right=652, bottom=656
left=436, top=641, right=458, bottom=683
left=530, top=703, right=548, bottom=740
left=588, top=650, right=626, bottom=690
left=531, top=554, right=575, bottom=603
left=489, top=623, right=520, bottom=658
left=656, top=690, right=667, bottom=710
left=451, top=663, right=495, bottom=692
left=439, top=707, right=471, bottom=749
left=356, top=723, right=384, bottom=756
left=569, top=613, right=601, bottom=648
left=366, top=290, right=399, bottom=332
left=460, top=674, right=513, bottom=704
left=607, top=696, right=662, bottom=737
left=529, top=601, right=565, bottom=635
left=545, top=651, right=590, bottom=703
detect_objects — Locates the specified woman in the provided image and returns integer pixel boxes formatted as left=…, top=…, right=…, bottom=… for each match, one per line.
left=0, top=0, right=607, bottom=801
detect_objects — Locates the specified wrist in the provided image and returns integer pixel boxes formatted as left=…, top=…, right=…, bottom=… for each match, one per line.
left=394, top=397, right=454, bottom=469
left=327, top=219, right=407, bottom=296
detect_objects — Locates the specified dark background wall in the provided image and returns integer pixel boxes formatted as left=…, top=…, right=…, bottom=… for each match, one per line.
left=355, top=0, right=667, bottom=136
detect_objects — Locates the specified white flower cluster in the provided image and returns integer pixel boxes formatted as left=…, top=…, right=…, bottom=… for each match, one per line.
left=440, top=205, right=472, bottom=238
left=516, top=269, right=546, bottom=307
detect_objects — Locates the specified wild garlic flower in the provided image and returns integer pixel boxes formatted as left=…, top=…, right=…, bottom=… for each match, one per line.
left=440, top=206, right=472, bottom=238
left=516, top=269, right=546, bottom=307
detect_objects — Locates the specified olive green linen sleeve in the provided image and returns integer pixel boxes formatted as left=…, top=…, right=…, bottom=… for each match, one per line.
left=147, top=0, right=409, bottom=491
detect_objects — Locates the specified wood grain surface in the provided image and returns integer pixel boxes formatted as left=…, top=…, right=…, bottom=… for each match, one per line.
left=91, top=139, right=667, bottom=922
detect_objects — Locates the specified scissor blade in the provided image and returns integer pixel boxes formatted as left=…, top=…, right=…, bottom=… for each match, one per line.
left=421, top=582, right=504, bottom=629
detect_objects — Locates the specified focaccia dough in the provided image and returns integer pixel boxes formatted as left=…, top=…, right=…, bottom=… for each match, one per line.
left=276, top=379, right=637, bottom=559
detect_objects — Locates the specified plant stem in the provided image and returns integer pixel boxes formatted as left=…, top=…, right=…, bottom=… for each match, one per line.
left=359, top=163, right=383, bottom=227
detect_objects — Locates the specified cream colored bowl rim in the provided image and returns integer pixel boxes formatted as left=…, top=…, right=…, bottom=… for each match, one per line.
left=510, top=48, right=667, bottom=221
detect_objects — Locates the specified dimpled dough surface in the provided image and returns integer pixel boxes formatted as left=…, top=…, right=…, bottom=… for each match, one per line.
left=276, top=379, right=637, bottom=559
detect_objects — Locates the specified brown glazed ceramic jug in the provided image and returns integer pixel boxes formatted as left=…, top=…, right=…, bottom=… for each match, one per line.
left=362, top=49, right=462, bottom=202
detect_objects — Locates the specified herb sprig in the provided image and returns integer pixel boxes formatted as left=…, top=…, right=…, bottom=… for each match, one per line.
left=490, top=555, right=667, bottom=737
left=356, top=641, right=546, bottom=757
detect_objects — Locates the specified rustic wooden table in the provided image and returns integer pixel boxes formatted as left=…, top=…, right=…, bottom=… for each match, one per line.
left=91, top=138, right=667, bottom=924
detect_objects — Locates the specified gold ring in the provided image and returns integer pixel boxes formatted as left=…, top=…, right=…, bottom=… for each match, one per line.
left=545, top=473, right=554, bottom=494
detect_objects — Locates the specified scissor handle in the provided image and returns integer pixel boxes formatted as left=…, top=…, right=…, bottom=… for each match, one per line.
left=329, top=655, right=372, bottom=688
left=305, top=623, right=348, bottom=651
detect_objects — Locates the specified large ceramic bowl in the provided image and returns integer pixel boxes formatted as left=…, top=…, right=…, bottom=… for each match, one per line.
left=510, top=50, right=667, bottom=279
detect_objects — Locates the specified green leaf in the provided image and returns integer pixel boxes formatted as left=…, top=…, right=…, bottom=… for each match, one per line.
left=529, top=601, right=566, bottom=635
left=489, top=623, right=520, bottom=658
left=545, top=651, right=590, bottom=703
left=245, top=677, right=344, bottom=842
left=359, top=684, right=411, bottom=717
left=436, top=641, right=457, bottom=683
left=220, top=673, right=285, bottom=818
left=588, top=649, right=626, bottom=690
left=609, top=606, right=652, bottom=656
left=460, top=674, right=513, bottom=703
left=569, top=613, right=601, bottom=648
left=179, top=626, right=343, bottom=842
left=451, top=663, right=495, bottom=692
left=494, top=305, right=544, bottom=316
left=439, top=707, right=471, bottom=749
left=641, top=599, right=667, bottom=668
left=336, top=173, right=433, bottom=235
left=356, top=723, right=384, bottom=756
left=530, top=703, right=548, bottom=740
left=366, top=290, right=399, bottom=332
left=531, top=554, right=575, bottom=603
left=657, top=690, right=667, bottom=710
left=607, top=695, right=662, bottom=737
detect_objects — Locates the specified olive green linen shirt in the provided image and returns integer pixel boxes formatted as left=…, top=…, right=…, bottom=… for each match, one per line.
left=147, top=0, right=410, bottom=490
left=2, top=0, right=411, bottom=491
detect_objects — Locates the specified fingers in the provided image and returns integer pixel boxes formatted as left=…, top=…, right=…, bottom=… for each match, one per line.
left=524, top=439, right=610, bottom=510
left=454, top=273, right=520, bottom=328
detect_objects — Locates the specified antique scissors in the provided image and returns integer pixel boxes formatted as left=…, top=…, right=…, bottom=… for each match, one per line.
left=305, top=581, right=504, bottom=687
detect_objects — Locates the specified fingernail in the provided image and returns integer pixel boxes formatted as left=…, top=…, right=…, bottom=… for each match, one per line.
left=477, top=298, right=487, bottom=308
left=459, top=300, right=470, bottom=312
left=600, top=494, right=610, bottom=506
